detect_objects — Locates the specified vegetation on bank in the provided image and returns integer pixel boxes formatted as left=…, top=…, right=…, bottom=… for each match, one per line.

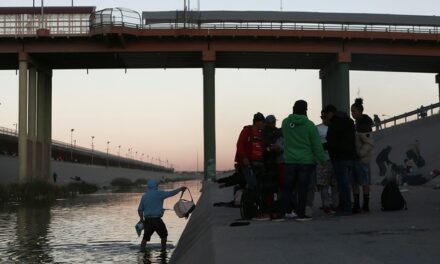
left=0, top=180, right=98, bottom=204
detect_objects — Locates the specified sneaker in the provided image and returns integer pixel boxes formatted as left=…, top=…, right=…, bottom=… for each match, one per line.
left=285, top=212, right=298, bottom=219
left=323, top=207, right=336, bottom=215
left=252, top=214, right=271, bottom=221
left=295, top=216, right=313, bottom=222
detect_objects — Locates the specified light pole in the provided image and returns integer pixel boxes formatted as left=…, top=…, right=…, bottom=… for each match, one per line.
left=135, top=151, right=138, bottom=160
left=91, top=136, right=95, bottom=165
left=141, top=153, right=144, bottom=162
left=70, top=128, right=74, bottom=161
left=118, top=145, right=121, bottom=167
left=106, top=141, right=110, bottom=167
left=13, top=123, right=18, bottom=134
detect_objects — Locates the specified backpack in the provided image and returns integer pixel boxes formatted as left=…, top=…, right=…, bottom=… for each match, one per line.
left=240, top=189, right=258, bottom=220
left=381, top=181, right=407, bottom=211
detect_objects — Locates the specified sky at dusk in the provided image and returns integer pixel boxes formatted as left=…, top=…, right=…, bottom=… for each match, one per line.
left=0, top=1, right=439, bottom=171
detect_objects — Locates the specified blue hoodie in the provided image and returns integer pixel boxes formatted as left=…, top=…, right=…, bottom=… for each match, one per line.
left=137, top=179, right=182, bottom=218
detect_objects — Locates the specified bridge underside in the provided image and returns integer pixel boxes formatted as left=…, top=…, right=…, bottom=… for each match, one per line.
left=0, top=52, right=439, bottom=73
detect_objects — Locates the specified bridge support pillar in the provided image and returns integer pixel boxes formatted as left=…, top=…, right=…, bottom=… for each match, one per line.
left=320, top=53, right=351, bottom=113
left=203, top=59, right=216, bottom=181
left=320, top=62, right=350, bottom=114
left=18, top=54, right=29, bottom=183
left=28, top=67, right=37, bottom=179
left=36, top=70, right=52, bottom=181
left=436, top=74, right=440, bottom=103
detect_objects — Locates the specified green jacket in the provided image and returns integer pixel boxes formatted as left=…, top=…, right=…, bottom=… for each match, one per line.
left=282, top=114, right=327, bottom=164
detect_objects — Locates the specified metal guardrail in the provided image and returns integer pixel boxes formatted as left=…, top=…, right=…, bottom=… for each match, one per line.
left=378, top=102, right=440, bottom=130
left=141, top=22, right=440, bottom=35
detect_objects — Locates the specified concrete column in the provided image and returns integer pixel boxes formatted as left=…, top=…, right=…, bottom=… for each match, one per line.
left=43, top=71, right=52, bottom=181
left=18, top=57, right=28, bottom=183
left=36, top=71, right=46, bottom=180
left=436, top=74, right=440, bottom=103
left=320, top=62, right=350, bottom=113
left=203, top=61, right=216, bottom=180
left=28, top=68, right=37, bottom=179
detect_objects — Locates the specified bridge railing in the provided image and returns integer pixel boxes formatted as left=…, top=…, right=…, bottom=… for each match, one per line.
left=377, top=102, right=440, bottom=130
left=0, top=126, right=171, bottom=171
left=0, top=13, right=90, bottom=36
left=143, top=22, right=440, bottom=35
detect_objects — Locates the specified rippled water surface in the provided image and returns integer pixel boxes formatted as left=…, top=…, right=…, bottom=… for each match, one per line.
left=0, top=180, right=201, bottom=263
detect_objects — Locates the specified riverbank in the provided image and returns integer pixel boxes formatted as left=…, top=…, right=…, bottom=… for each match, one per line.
left=0, top=155, right=201, bottom=187
left=171, top=181, right=440, bottom=264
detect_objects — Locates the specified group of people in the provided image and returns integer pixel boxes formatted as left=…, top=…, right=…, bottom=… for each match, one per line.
left=234, top=98, right=375, bottom=221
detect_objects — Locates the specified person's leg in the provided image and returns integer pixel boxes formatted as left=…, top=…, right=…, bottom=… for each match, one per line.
left=306, top=169, right=317, bottom=216
left=362, top=164, right=371, bottom=212
left=155, top=218, right=169, bottom=251
left=295, top=164, right=314, bottom=218
left=141, top=219, right=154, bottom=251
left=333, top=160, right=353, bottom=214
left=280, top=164, right=295, bottom=217
left=352, top=162, right=361, bottom=213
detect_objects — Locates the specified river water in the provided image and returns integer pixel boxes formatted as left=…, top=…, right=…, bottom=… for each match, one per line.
left=0, top=180, right=202, bottom=264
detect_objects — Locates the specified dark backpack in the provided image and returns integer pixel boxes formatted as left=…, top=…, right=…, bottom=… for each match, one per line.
left=240, top=189, right=258, bottom=220
left=381, top=181, right=407, bottom=211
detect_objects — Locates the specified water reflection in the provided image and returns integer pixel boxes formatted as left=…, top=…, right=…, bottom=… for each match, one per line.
left=141, top=249, right=169, bottom=264
left=14, top=205, right=52, bottom=263
left=0, top=180, right=201, bottom=264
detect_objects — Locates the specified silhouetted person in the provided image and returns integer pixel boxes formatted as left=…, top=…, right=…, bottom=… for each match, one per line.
left=419, top=105, right=427, bottom=118
left=373, top=114, right=382, bottom=131
left=53, top=173, right=57, bottom=183
left=376, top=146, right=392, bottom=177
left=351, top=98, right=374, bottom=213
left=322, top=104, right=357, bottom=215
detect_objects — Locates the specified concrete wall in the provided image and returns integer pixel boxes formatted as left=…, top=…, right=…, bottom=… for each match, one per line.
left=371, top=114, right=440, bottom=182
left=0, top=155, right=198, bottom=186
left=170, top=181, right=215, bottom=264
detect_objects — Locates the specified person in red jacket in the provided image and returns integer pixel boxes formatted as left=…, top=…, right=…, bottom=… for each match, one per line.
left=235, top=112, right=268, bottom=219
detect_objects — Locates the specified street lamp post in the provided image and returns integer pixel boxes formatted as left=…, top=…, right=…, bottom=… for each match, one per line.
left=91, top=136, right=95, bottom=165
left=13, top=123, right=18, bottom=134
left=106, top=141, right=110, bottom=167
left=70, top=129, right=74, bottom=161
left=118, top=145, right=121, bottom=167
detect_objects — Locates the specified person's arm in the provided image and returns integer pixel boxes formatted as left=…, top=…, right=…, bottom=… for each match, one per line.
left=310, top=124, right=327, bottom=164
left=236, top=128, right=250, bottom=166
left=162, top=187, right=186, bottom=199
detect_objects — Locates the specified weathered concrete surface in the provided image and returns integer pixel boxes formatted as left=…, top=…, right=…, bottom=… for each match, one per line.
left=0, top=155, right=199, bottom=186
left=371, top=114, right=440, bottom=183
left=172, top=182, right=440, bottom=264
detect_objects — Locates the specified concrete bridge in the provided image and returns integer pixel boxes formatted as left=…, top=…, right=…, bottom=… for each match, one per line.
left=0, top=6, right=439, bottom=182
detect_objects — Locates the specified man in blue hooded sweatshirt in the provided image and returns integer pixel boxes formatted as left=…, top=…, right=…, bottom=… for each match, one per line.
left=138, top=179, right=186, bottom=251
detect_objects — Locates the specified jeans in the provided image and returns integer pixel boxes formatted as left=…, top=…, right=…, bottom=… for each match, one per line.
left=332, top=160, right=354, bottom=213
left=280, top=163, right=316, bottom=217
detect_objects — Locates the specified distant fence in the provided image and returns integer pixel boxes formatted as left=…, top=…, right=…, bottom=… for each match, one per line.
left=377, top=102, right=440, bottom=130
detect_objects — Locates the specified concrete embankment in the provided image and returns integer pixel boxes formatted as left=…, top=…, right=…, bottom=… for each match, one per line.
left=171, top=182, right=440, bottom=264
left=0, top=155, right=199, bottom=186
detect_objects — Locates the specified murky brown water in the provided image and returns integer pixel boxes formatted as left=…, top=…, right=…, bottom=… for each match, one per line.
left=0, top=180, right=201, bottom=264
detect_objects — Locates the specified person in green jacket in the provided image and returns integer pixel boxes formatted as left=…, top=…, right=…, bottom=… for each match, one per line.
left=279, top=100, right=327, bottom=221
